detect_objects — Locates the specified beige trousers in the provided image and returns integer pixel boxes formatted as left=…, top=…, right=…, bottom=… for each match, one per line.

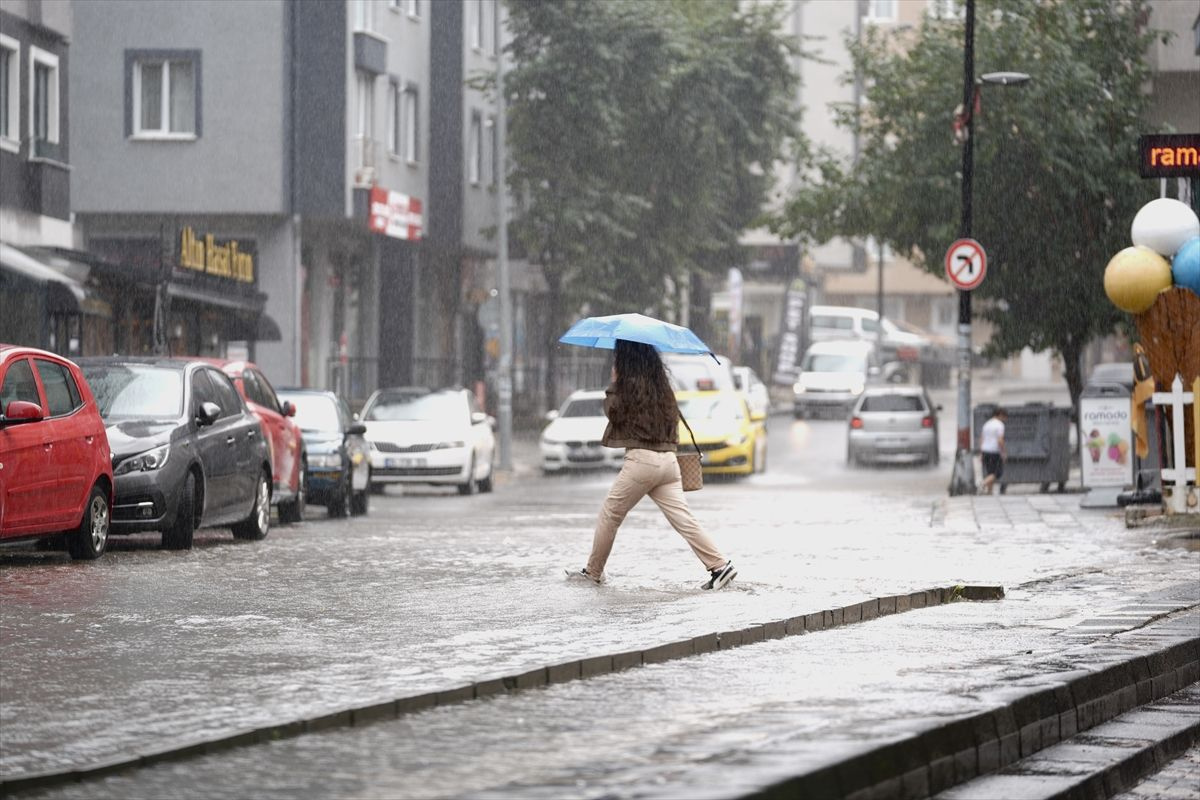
left=587, top=448, right=727, bottom=577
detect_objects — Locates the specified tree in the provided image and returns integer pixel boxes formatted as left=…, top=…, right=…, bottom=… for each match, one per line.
left=501, top=0, right=798, bottom=401
left=773, top=0, right=1167, bottom=413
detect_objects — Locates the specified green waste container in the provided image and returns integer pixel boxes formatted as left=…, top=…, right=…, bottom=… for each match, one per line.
left=973, top=402, right=1073, bottom=493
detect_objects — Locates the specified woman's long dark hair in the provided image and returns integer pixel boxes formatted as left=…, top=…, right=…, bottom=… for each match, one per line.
left=612, top=340, right=678, bottom=441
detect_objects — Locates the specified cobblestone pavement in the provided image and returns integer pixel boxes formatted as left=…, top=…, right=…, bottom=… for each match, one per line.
left=1113, top=742, right=1200, bottom=800
left=1, top=415, right=1196, bottom=788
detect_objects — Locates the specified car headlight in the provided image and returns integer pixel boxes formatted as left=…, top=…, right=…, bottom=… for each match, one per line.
left=728, top=432, right=748, bottom=447
left=432, top=440, right=465, bottom=450
left=849, top=380, right=865, bottom=395
left=541, top=436, right=561, bottom=446
left=309, top=453, right=344, bottom=469
left=114, top=444, right=170, bottom=475
left=793, top=383, right=806, bottom=394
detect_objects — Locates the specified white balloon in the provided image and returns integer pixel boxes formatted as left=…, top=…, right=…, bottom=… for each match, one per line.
left=1131, top=198, right=1200, bottom=256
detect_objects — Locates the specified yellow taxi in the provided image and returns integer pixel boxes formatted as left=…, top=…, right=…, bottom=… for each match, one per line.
left=675, top=390, right=766, bottom=476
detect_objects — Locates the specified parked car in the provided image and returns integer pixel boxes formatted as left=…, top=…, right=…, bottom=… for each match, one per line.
left=77, top=357, right=273, bottom=549
left=846, top=385, right=941, bottom=467
left=732, top=365, right=770, bottom=426
left=793, top=340, right=880, bottom=419
left=0, top=345, right=113, bottom=559
left=662, top=353, right=736, bottom=392
left=540, top=389, right=623, bottom=473
left=808, top=305, right=928, bottom=363
left=360, top=386, right=496, bottom=495
left=675, top=390, right=766, bottom=475
left=204, top=359, right=306, bottom=524
left=277, top=388, right=370, bottom=517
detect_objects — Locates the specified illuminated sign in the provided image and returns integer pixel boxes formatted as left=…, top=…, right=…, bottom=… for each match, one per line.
left=179, top=227, right=255, bottom=284
left=1137, top=133, right=1200, bottom=178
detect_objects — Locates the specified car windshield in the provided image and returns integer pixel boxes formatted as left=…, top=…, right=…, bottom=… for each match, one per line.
left=562, top=397, right=605, bottom=418
left=860, top=394, right=925, bottom=413
left=664, top=357, right=733, bottom=391
left=678, top=394, right=744, bottom=421
left=803, top=353, right=866, bottom=373
left=364, top=391, right=464, bottom=422
left=83, top=365, right=183, bottom=420
left=284, top=394, right=340, bottom=432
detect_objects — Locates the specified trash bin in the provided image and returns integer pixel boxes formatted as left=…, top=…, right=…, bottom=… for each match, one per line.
left=973, top=402, right=1073, bottom=493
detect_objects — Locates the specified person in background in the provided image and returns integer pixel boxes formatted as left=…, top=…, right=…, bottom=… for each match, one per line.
left=979, top=407, right=1008, bottom=495
left=567, top=339, right=736, bottom=590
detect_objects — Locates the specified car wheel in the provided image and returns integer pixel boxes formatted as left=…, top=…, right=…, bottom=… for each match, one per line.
left=477, top=456, right=495, bottom=493
left=279, top=461, right=306, bottom=525
left=794, top=409, right=805, bottom=420
left=232, top=470, right=271, bottom=540
left=162, top=471, right=197, bottom=550
left=457, top=457, right=478, bottom=495
left=328, top=474, right=350, bottom=518
left=66, top=483, right=110, bottom=560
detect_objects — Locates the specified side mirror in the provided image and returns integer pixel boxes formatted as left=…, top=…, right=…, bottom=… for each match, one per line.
left=471, top=411, right=488, bottom=426
left=347, top=422, right=367, bottom=436
left=197, top=401, right=221, bottom=427
left=282, top=401, right=296, bottom=417
left=868, top=366, right=882, bottom=378
left=1, top=400, right=43, bottom=426
left=544, top=409, right=559, bottom=422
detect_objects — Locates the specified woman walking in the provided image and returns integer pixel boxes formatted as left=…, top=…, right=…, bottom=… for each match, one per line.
left=568, top=340, right=736, bottom=590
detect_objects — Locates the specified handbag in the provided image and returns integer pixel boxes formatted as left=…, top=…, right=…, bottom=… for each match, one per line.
left=676, top=413, right=703, bottom=491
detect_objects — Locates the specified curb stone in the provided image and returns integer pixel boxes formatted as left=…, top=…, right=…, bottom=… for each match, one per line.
left=0, top=583, right=1002, bottom=795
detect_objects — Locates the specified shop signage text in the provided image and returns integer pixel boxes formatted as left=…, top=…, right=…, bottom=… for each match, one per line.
left=368, top=187, right=423, bottom=241
left=180, top=227, right=255, bottom=284
left=1137, top=133, right=1200, bottom=178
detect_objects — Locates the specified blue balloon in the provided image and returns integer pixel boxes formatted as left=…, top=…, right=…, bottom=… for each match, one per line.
left=1173, top=235, right=1200, bottom=295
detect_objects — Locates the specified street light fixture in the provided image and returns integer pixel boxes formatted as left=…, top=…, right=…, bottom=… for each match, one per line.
left=947, top=0, right=1031, bottom=496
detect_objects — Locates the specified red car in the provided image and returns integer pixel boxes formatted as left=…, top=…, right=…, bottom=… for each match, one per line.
left=0, top=345, right=113, bottom=558
left=202, top=359, right=306, bottom=524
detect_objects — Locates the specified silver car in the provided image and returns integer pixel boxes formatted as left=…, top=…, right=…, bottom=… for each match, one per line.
left=846, top=386, right=941, bottom=466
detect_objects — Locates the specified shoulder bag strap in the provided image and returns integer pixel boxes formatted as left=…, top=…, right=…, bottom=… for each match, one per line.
left=678, top=411, right=702, bottom=458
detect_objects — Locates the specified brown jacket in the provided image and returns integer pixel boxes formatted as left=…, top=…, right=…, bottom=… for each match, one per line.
left=601, top=384, right=678, bottom=452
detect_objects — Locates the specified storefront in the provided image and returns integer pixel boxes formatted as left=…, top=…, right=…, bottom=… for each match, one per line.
left=0, top=242, right=114, bottom=356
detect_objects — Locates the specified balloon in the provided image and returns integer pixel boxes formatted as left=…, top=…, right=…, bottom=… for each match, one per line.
left=1172, top=235, right=1200, bottom=295
left=1103, top=246, right=1173, bottom=313
left=1131, top=198, right=1200, bottom=256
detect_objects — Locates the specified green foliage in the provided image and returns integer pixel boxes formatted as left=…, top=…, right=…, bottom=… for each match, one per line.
left=503, top=0, right=799, bottom=317
left=774, top=0, right=1167, bottom=405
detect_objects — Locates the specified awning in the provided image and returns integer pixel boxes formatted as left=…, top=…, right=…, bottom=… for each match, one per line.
left=255, top=313, right=282, bottom=342
left=0, top=242, right=113, bottom=318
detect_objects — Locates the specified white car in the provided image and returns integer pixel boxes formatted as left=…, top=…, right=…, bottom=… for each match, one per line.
left=540, top=390, right=623, bottom=473
left=360, top=387, right=496, bottom=494
left=793, top=340, right=880, bottom=418
left=732, top=366, right=770, bottom=423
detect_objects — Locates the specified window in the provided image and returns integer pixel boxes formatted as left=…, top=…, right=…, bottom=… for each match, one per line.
left=34, top=360, right=82, bottom=417
left=482, top=0, right=495, bottom=54
left=402, top=84, right=418, bottom=163
left=407, top=0, right=420, bottom=19
left=387, top=79, right=400, bottom=155
left=129, top=52, right=199, bottom=137
left=1, top=359, right=41, bottom=409
left=867, top=0, right=897, bottom=21
left=250, top=369, right=282, bottom=415
left=860, top=394, right=925, bottom=413
left=928, top=0, right=963, bottom=19
left=356, top=71, right=374, bottom=139
left=353, top=0, right=375, bottom=32
left=486, top=115, right=496, bottom=186
left=468, top=110, right=482, bottom=185
left=29, top=46, right=59, bottom=144
left=205, top=369, right=243, bottom=418
left=0, top=35, right=17, bottom=149
left=469, top=0, right=483, bottom=50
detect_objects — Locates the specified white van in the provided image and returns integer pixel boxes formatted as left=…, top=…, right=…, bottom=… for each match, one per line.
left=793, top=340, right=879, bottom=418
left=809, top=305, right=926, bottom=362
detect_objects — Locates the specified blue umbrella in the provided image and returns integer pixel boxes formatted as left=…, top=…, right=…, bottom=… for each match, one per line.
left=559, top=313, right=714, bottom=356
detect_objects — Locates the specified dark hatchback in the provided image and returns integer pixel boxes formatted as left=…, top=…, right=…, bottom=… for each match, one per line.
left=277, top=389, right=370, bottom=517
left=78, top=358, right=273, bottom=549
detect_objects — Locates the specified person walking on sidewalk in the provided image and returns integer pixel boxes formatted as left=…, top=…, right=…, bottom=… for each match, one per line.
left=979, top=407, right=1008, bottom=495
left=567, top=340, right=736, bottom=590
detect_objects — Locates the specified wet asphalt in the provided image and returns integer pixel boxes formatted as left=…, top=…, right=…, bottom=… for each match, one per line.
left=1, top=407, right=1197, bottom=798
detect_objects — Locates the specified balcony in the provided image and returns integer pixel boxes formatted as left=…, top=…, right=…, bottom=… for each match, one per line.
left=30, top=137, right=67, bottom=166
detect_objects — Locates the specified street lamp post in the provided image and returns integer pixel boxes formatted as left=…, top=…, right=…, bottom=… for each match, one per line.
left=948, top=0, right=1030, bottom=496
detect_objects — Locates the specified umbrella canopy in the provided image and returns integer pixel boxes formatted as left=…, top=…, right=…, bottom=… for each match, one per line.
left=559, top=313, right=713, bottom=355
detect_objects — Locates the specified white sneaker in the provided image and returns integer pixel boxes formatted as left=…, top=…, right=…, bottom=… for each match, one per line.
left=701, top=561, right=737, bottom=590
left=565, top=567, right=603, bottom=584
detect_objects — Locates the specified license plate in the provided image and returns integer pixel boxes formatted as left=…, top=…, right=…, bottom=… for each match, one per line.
left=386, top=457, right=426, bottom=468
left=879, top=437, right=909, bottom=446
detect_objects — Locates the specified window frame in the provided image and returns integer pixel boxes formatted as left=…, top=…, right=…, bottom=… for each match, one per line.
left=33, top=358, right=82, bottom=418
left=401, top=83, right=419, bottom=165
left=353, top=0, right=375, bottom=32
left=468, top=109, right=482, bottom=185
left=867, top=0, right=898, bottom=22
left=125, top=49, right=201, bottom=140
left=355, top=70, right=374, bottom=140
left=387, top=78, right=400, bottom=156
left=1, top=358, right=42, bottom=410
left=28, top=45, right=59, bottom=145
left=406, top=0, right=421, bottom=20
left=469, top=0, right=483, bottom=51
left=485, top=114, right=496, bottom=187
left=0, top=35, right=18, bottom=152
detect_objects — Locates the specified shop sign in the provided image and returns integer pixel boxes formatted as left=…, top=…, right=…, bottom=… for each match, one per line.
left=1137, top=133, right=1200, bottom=178
left=179, top=227, right=255, bottom=284
left=1079, top=394, right=1133, bottom=489
left=368, top=186, right=423, bottom=241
